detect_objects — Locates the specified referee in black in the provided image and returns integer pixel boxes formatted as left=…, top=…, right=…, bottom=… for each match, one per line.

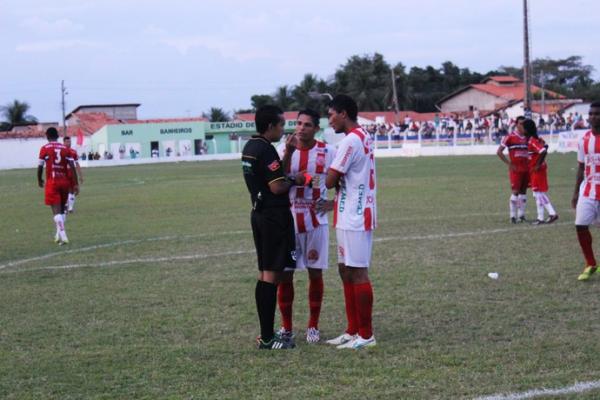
left=242, top=105, right=309, bottom=350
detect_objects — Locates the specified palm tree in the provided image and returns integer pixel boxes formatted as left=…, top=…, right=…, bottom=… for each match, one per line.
left=1, top=100, right=37, bottom=126
left=273, top=85, right=295, bottom=111
left=202, top=107, right=230, bottom=122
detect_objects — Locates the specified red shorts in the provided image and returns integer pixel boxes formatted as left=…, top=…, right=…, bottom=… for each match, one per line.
left=509, top=169, right=529, bottom=191
left=530, top=168, right=548, bottom=192
left=45, top=180, right=70, bottom=206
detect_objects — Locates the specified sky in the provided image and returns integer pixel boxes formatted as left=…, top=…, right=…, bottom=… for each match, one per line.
left=1, top=0, right=598, bottom=122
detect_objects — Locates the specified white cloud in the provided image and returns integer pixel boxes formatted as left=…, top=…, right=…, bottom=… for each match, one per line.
left=20, top=16, right=84, bottom=34
left=160, top=35, right=272, bottom=62
left=16, top=39, right=103, bottom=52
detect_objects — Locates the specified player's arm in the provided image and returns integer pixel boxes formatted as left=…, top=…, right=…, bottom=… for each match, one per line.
left=496, top=144, right=513, bottom=170
left=325, top=168, right=342, bottom=190
left=75, top=162, right=83, bottom=184
left=534, top=148, right=547, bottom=171
left=269, top=173, right=309, bottom=195
left=572, top=162, right=585, bottom=209
left=280, top=133, right=297, bottom=174
left=68, top=159, right=80, bottom=195
left=37, top=163, right=44, bottom=188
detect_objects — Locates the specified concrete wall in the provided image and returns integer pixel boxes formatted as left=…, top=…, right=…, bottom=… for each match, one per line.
left=0, top=137, right=92, bottom=170
left=440, top=89, right=505, bottom=113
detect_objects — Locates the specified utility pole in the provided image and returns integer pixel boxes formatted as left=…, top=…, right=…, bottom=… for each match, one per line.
left=390, top=69, right=400, bottom=124
left=523, top=0, right=532, bottom=118
left=61, top=80, right=67, bottom=135
left=540, top=71, right=545, bottom=117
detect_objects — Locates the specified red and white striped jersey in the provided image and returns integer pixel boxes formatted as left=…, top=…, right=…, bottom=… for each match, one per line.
left=578, top=130, right=600, bottom=200
left=501, top=131, right=529, bottom=172
left=277, top=140, right=336, bottom=233
left=329, top=127, right=377, bottom=231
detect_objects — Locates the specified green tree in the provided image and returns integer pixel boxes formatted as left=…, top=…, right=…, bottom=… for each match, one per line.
left=250, top=94, right=275, bottom=110
left=202, top=107, right=230, bottom=122
left=1, top=100, right=37, bottom=127
left=291, top=73, right=332, bottom=114
left=334, top=53, right=392, bottom=111
left=273, top=85, right=295, bottom=111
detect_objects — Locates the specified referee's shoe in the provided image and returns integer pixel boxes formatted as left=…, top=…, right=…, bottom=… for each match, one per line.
left=256, top=336, right=295, bottom=350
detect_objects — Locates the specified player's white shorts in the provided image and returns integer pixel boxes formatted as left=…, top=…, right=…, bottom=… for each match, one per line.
left=336, top=229, right=373, bottom=268
left=575, top=196, right=600, bottom=226
left=285, top=224, right=329, bottom=272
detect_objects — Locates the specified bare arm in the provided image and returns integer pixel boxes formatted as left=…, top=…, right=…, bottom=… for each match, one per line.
left=37, top=165, right=44, bottom=188
left=496, top=145, right=514, bottom=170
left=572, top=162, right=585, bottom=209
left=281, top=134, right=296, bottom=174
left=534, top=150, right=547, bottom=171
left=68, top=160, right=80, bottom=195
left=268, top=172, right=307, bottom=195
left=75, top=162, right=83, bottom=184
left=325, top=168, right=342, bottom=190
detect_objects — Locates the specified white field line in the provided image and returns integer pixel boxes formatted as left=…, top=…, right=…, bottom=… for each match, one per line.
left=1, top=221, right=571, bottom=274
left=473, top=379, right=600, bottom=400
left=0, top=230, right=249, bottom=270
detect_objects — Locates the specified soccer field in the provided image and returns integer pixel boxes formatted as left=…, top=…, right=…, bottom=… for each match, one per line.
left=2, top=154, right=599, bottom=399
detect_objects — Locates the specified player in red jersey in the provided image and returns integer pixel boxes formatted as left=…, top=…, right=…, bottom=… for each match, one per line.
left=276, top=109, right=336, bottom=344
left=523, top=119, right=558, bottom=225
left=37, top=128, right=79, bottom=244
left=573, top=102, right=600, bottom=281
left=497, top=116, right=529, bottom=223
left=63, top=136, right=83, bottom=213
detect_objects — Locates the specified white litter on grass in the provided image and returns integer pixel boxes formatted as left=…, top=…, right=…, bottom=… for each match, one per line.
left=488, top=272, right=499, bottom=280
left=474, top=379, right=600, bottom=400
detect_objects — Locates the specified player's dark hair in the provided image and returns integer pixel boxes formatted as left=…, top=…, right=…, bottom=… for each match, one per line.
left=590, top=101, right=600, bottom=109
left=522, top=119, right=538, bottom=138
left=298, top=108, right=320, bottom=127
left=515, top=116, right=526, bottom=123
left=63, top=136, right=71, bottom=141
left=255, top=105, right=284, bottom=134
left=329, top=94, right=358, bottom=122
left=46, top=127, right=59, bottom=139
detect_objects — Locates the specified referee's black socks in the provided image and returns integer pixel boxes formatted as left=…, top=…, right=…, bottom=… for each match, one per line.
left=255, top=280, right=278, bottom=342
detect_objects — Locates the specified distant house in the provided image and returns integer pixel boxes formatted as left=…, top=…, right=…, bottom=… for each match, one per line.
left=65, top=103, right=141, bottom=125
left=437, top=76, right=566, bottom=114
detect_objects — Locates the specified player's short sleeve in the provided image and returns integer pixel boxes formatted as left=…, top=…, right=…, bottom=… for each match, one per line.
left=530, top=138, right=546, bottom=154
left=38, top=146, right=47, bottom=161
left=578, top=136, right=585, bottom=163
left=262, top=146, right=285, bottom=185
left=70, top=149, right=79, bottom=161
left=330, top=136, right=357, bottom=175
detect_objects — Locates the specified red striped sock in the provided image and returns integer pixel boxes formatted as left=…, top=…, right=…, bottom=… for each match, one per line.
left=308, top=276, right=324, bottom=329
left=353, top=281, right=374, bottom=339
left=577, top=228, right=597, bottom=267
left=277, top=281, right=294, bottom=331
left=343, top=282, right=358, bottom=335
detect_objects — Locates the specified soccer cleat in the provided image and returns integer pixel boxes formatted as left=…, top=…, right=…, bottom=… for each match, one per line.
left=257, top=336, right=295, bottom=350
left=275, top=327, right=295, bottom=348
left=510, top=217, right=517, bottom=224
left=578, top=266, right=597, bottom=281
left=327, top=332, right=356, bottom=346
left=518, top=216, right=527, bottom=223
left=531, top=219, right=545, bottom=225
left=351, top=335, right=377, bottom=350
left=545, top=214, right=559, bottom=224
left=306, top=327, right=320, bottom=343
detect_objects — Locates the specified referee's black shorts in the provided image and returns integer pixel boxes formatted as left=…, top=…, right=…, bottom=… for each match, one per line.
left=251, top=207, right=296, bottom=271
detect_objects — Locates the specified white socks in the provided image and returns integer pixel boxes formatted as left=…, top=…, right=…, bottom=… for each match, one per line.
left=53, top=213, right=68, bottom=242
left=533, top=192, right=556, bottom=221
left=67, top=193, right=75, bottom=212
left=510, top=194, right=518, bottom=218
left=518, top=194, right=527, bottom=218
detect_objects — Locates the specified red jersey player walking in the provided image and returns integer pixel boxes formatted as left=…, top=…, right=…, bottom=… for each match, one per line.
left=523, top=119, right=558, bottom=225
left=37, top=128, right=79, bottom=245
left=497, top=116, right=529, bottom=223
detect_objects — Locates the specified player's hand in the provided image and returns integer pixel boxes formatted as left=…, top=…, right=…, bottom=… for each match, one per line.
left=38, top=179, right=44, bottom=188
left=315, top=199, right=334, bottom=215
left=508, top=162, right=516, bottom=171
left=74, top=185, right=80, bottom=196
left=285, top=133, right=297, bottom=154
left=572, top=194, right=579, bottom=209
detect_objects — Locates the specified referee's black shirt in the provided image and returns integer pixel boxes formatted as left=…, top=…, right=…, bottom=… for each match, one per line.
left=242, top=135, right=290, bottom=209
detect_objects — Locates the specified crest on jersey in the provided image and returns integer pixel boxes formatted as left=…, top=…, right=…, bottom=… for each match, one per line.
left=268, top=160, right=280, bottom=171
left=338, top=246, right=345, bottom=257
left=308, top=249, right=319, bottom=262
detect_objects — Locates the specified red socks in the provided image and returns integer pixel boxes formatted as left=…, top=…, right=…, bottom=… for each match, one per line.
left=353, top=281, right=374, bottom=339
left=342, top=281, right=359, bottom=335
left=577, top=228, right=597, bottom=267
left=277, top=281, right=294, bottom=331
left=308, top=276, right=324, bottom=329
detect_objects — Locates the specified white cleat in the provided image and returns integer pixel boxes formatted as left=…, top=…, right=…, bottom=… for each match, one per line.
left=306, top=327, right=320, bottom=343
left=336, top=337, right=358, bottom=349
left=351, top=335, right=376, bottom=350
left=326, top=332, right=356, bottom=346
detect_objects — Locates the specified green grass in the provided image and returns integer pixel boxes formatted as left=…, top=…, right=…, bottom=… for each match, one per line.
left=0, top=154, right=598, bottom=399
